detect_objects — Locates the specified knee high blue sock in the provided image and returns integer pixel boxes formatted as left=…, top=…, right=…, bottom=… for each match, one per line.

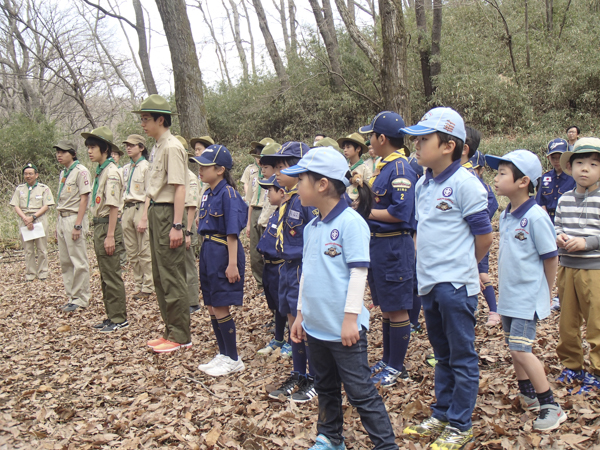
left=217, top=315, right=238, bottom=361
left=483, top=282, right=497, bottom=313
left=291, top=340, right=307, bottom=375
left=210, top=315, right=225, bottom=355
left=388, top=320, right=411, bottom=371
left=382, top=318, right=390, bottom=364
left=275, top=310, right=287, bottom=342
left=409, top=295, right=422, bottom=327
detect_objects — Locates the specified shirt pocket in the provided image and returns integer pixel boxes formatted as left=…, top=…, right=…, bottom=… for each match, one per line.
left=132, top=172, right=145, bottom=193
left=209, top=197, right=224, bottom=218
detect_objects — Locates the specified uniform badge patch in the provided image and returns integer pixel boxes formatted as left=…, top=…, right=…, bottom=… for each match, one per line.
left=515, top=231, right=527, bottom=241
left=312, top=209, right=320, bottom=216
left=375, top=196, right=380, bottom=203
left=330, top=229, right=339, bottom=240
left=289, top=210, right=300, bottom=219
left=96, top=196, right=101, bottom=204
left=442, top=187, right=453, bottom=197
left=289, top=229, right=296, bottom=236
left=202, top=195, right=208, bottom=202
left=324, top=246, right=341, bottom=258
left=520, top=218, right=528, bottom=227
left=392, top=178, right=412, bottom=190
left=436, top=201, right=452, bottom=211
left=543, top=176, right=552, bottom=182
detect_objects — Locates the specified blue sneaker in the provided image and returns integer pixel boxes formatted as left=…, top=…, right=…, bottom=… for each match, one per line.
left=257, top=338, right=284, bottom=355
left=556, top=368, right=586, bottom=384
left=370, top=360, right=387, bottom=375
left=571, top=372, right=600, bottom=395
left=372, top=366, right=409, bottom=387
left=411, top=323, right=423, bottom=334
left=308, top=434, right=346, bottom=450
left=281, top=343, right=292, bottom=358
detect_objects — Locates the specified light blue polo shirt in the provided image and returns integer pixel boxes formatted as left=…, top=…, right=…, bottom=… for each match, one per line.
left=415, top=160, right=490, bottom=296
left=301, top=200, right=371, bottom=342
left=498, top=198, right=558, bottom=320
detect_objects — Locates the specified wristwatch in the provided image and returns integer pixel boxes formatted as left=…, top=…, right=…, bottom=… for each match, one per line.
left=32, top=215, right=37, bottom=221
left=172, top=223, right=183, bottom=231
left=185, top=230, right=193, bottom=236
left=74, top=224, right=83, bottom=230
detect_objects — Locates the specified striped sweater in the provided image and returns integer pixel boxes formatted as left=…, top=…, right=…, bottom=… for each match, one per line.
left=555, top=186, right=600, bottom=269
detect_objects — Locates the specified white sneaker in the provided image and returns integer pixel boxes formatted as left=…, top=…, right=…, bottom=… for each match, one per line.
left=198, top=354, right=225, bottom=372
left=204, top=356, right=245, bottom=376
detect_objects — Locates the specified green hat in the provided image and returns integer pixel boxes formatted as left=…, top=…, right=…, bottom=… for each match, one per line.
left=250, top=137, right=276, bottom=155
left=337, top=133, right=368, bottom=155
left=560, top=137, right=600, bottom=175
left=81, top=126, right=119, bottom=153
left=175, top=135, right=193, bottom=155
left=312, top=137, right=341, bottom=153
left=190, top=135, right=215, bottom=149
left=131, top=94, right=178, bottom=115
left=22, top=163, right=37, bottom=173
left=53, top=139, right=77, bottom=153
left=260, top=142, right=282, bottom=157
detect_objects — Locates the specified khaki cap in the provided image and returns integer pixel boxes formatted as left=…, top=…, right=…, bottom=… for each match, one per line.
left=190, top=135, right=215, bottom=149
left=337, top=132, right=368, bottom=155
left=260, top=142, right=282, bottom=157
left=81, top=126, right=119, bottom=153
left=560, top=137, right=600, bottom=175
left=250, top=137, right=276, bottom=155
left=123, top=134, right=146, bottom=147
left=53, top=139, right=77, bottom=153
left=175, top=135, right=191, bottom=153
left=131, top=94, right=178, bottom=115
left=312, top=137, right=341, bottom=152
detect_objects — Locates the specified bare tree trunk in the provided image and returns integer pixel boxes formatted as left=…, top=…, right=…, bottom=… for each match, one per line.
left=484, top=0, right=518, bottom=85
left=194, top=0, right=232, bottom=86
left=289, top=0, right=298, bottom=58
left=546, top=0, right=553, bottom=33
left=252, top=0, right=290, bottom=89
left=414, top=0, right=432, bottom=100
left=272, top=0, right=290, bottom=56
left=133, top=0, right=157, bottom=95
left=525, top=0, right=530, bottom=68
left=430, top=0, right=442, bottom=80
left=241, top=0, right=257, bottom=78
left=225, top=0, right=249, bottom=81
left=154, top=0, right=209, bottom=139
left=309, top=0, right=344, bottom=90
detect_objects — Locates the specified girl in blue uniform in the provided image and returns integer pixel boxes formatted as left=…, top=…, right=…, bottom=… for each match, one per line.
left=193, top=145, right=248, bottom=377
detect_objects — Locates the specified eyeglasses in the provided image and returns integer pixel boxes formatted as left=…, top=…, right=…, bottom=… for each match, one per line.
left=140, top=117, right=154, bottom=124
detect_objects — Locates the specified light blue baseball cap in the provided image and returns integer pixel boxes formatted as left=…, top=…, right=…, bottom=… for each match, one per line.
left=485, top=150, right=543, bottom=188
left=281, top=146, right=350, bottom=187
left=400, top=107, right=466, bottom=142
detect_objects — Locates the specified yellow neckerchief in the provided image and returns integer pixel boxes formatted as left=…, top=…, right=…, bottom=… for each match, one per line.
left=462, top=161, right=473, bottom=169
left=368, top=151, right=407, bottom=187
left=276, top=184, right=299, bottom=252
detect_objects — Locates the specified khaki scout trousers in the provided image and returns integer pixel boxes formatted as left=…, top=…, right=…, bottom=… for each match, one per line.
left=249, top=207, right=264, bottom=289
left=148, top=204, right=191, bottom=344
left=22, top=215, right=49, bottom=280
left=185, top=227, right=200, bottom=307
left=93, top=221, right=127, bottom=324
left=556, top=266, right=600, bottom=375
left=122, top=203, right=154, bottom=294
left=56, top=214, right=91, bottom=308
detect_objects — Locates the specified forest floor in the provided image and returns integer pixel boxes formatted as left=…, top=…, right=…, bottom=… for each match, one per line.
left=0, top=233, right=598, bottom=450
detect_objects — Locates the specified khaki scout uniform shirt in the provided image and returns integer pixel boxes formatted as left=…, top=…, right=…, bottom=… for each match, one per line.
left=10, top=182, right=55, bottom=224
left=123, top=158, right=150, bottom=203
left=257, top=189, right=277, bottom=228
left=57, top=163, right=92, bottom=213
left=185, top=169, right=200, bottom=209
left=241, top=162, right=260, bottom=203
left=147, top=130, right=189, bottom=203
left=91, top=162, right=123, bottom=218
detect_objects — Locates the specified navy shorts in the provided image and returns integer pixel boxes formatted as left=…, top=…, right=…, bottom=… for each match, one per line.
left=199, top=239, right=245, bottom=307
left=263, top=260, right=283, bottom=311
left=367, top=233, right=414, bottom=312
left=278, top=259, right=301, bottom=317
left=478, top=252, right=489, bottom=274
left=502, top=315, right=538, bottom=353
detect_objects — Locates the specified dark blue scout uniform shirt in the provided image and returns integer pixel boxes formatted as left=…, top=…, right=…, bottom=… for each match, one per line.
left=257, top=208, right=280, bottom=260
left=368, top=153, right=418, bottom=233
left=197, top=179, right=248, bottom=237
left=476, top=176, right=498, bottom=220
left=536, top=169, right=576, bottom=220
left=277, top=192, right=318, bottom=260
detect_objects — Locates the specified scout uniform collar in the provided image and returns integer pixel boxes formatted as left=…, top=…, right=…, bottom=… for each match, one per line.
left=423, top=159, right=462, bottom=185
left=92, top=157, right=115, bottom=204
left=26, top=180, right=39, bottom=208
left=311, top=198, right=348, bottom=226
left=126, top=156, right=146, bottom=194
left=210, top=178, right=228, bottom=195
left=156, top=129, right=173, bottom=147
left=503, top=197, right=536, bottom=219
left=350, top=159, right=364, bottom=171
left=368, top=150, right=407, bottom=187
left=57, top=160, right=80, bottom=199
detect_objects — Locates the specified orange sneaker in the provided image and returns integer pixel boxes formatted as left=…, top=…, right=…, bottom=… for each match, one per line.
left=153, top=340, right=193, bottom=353
left=147, top=337, right=168, bottom=348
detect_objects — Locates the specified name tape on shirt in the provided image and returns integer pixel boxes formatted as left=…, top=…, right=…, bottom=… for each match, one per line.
left=289, top=210, right=300, bottom=219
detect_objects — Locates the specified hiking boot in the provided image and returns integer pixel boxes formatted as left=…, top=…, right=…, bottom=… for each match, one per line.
left=403, top=417, right=449, bottom=437
left=308, top=434, right=346, bottom=450
left=62, top=303, right=80, bottom=312
left=292, top=375, right=317, bottom=403
left=486, top=311, right=501, bottom=326
left=571, top=372, right=600, bottom=395
left=93, top=318, right=111, bottom=329
left=372, top=366, right=409, bottom=387
left=152, top=340, right=192, bottom=353
left=147, top=337, right=168, bottom=348
left=370, top=360, right=387, bottom=375
left=198, top=354, right=225, bottom=372
left=518, top=393, right=540, bottom=412
left=533, top=404, right=567, bottom=431
left=269, top=372, right=301, bottom=399
left=99, top=320, right=129, bottom=333
left=281, top=343, right=292, bottom=358
left=189, top=305, right=201, bottom=314
left=430, top=426, right=473, bottom=450
left=257, top=339, right=285, bottom=355
left=556, top=368, right=586, bottom=384
left=204, top=356, right=245, bottom=376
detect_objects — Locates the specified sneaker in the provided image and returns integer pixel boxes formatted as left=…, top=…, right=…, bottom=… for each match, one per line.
left=571, top=372, right=600, bottom=395
left=430, top=426, right=473, bottom=450
left=147, top=337, right=168, bottom=348
left=292, top=375, right=317, bottom=403
left=99, top=320, right=130, bottom=333
left=308, top=434, right=346, bottom=450
left=62, top=303, right=80, bottom=312
left=198, top=354, right=225, bottom=372
left=370, top=360, right=387, bottom=375
left=533, top=404, right=567, bottom=431
left=486, top=311, right=501, bottom=326
left=556, top=368, right=586, bottom=384
left=257, top=339, right=285, bottom=355
left=152, top=340, right=192, bottom=353
left=281, top=343, right=292, bottom=358
left=425, top=353, right=437, bottom=368
left=518, top=393, right=540, bottom=412
left=403, top=417, right=449, bottom=437
left=551, top=297, right=560, bottom=311
left=269, top=372, right=301, bottom=399
left=371, top=366, right=408, bottom=387
left=204, top=356, right=245, bottom=376
left=189, top=305, right=201, bottom=314
left=411, top=323, right=423, bottom=334
left=93, top=318, right=111, bottom=329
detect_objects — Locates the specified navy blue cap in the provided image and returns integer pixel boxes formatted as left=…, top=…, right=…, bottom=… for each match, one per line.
left=358, top=111, right=405, bottom=138
left=269, top=141, right=311, bottom=158
left=258, top=174, right=283, bottom=190
left=469, top=150, right=486, bottom=168
left=547, top=138, right=568, bottom=155
left=190, top=144, right=233, bottom=170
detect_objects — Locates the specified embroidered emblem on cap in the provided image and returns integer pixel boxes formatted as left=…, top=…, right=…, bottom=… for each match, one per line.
left=436, top=201, right=452, bottom=211
left=520, top=218, right=528, bottom=227
left=442, top=187, right=453, bottom=197
left=330, top=229, right=339, bottom=240
left=444, top=120, right=455, bottom=133
left=324, top=246, right=341, bottom=258
left=515, top=231, right=527, bottom=241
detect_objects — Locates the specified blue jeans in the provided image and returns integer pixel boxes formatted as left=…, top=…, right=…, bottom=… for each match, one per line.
left=306, top=330, right=398, bottom=450
left=421, top=283, right=479, bottom=431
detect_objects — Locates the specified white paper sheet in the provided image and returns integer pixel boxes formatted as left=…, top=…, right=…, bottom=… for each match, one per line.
left=20, top=222, right=45, bottom=242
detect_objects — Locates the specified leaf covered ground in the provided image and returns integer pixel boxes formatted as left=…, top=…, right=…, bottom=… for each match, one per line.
left=0, top=233, right=599, bottom=450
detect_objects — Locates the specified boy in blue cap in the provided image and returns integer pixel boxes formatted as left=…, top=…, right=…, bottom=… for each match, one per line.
left=401, top=107, right=493, bottom=449
left=358, top=111, right=418, bottom=387
left=486, top=150, right=566, bottom=431
left=261, top=141, right=319, bottom=403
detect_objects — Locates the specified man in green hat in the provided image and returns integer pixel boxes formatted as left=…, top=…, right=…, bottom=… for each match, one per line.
left=10, top=163, right=55, bottom=281
left=54, top=140, right=92, bottom=312
left=133, top=94, right=191, bottom=353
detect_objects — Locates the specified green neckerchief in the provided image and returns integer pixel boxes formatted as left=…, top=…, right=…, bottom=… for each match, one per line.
left=350, top=159, right=364, bottom=172
left=57, top=160, right=80, bottom=199
left=254, top=165, right=263, bottom=206
left=92, top=157, right=115, bottom=203
left=126, top=156, right=146, bottom=194
left=26, top=181, right=38, bottom=208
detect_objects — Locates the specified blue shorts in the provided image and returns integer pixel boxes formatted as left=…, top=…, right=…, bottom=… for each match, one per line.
left=502, top=315, right=538, bottom=353
left=263, top=259, right=283, bottom=311
left=367, top=233, right=414, bottom=312
left=478, top=253, right=489, bottom=274
left=199, top=239, right=245, bottom=307
left=278, top=259, right=301, bottom=317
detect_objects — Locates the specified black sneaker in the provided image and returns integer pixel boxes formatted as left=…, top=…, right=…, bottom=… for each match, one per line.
left=268, top=372, right=301, bottom=399
left=99, top=320, right=130, bottom=333
left=291, top=375, right=317, bottom=403
left=189, top=305, right=201, bottom=314
left=62, top=303, right=80, bottom=312
left=93, top=319, right=111, bottom=329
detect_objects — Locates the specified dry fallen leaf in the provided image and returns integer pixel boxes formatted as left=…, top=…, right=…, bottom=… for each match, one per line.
left=56, top=325, right=71, bottom=332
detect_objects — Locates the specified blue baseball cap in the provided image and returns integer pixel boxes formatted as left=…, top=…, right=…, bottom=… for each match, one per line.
left=400, top=107, right=466, bottom=142
left=281, top=146, right=350, bottom=187
left=469, top=150, right=486, bottom=168
left=547, top=138, right=568, bottom=155
left=358, top=111, right=405, bottom=138
left=189, top=144, right=233, bottom=170
left=485, top=150, right=543, bottom=188
left=258, top=174, right=283, bottom=190
left=269, top=141, right=311, bottom=159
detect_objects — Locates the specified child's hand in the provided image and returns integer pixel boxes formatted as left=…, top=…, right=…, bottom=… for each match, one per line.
left=185, top=234, right=191, bottom=250
left=290, top=317, right=306, bottom=343
left=341, top=317, right=360, bottom=347
left=225, top=264, right=240, bottom=283
left=565, top=236, right=586, bottom=253
left=556, top=234, right=570, bottom=248
left=104, top=235, right=115, bottom=256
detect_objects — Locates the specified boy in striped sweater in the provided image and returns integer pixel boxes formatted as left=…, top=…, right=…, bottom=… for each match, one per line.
left=555, top=137, right=600, bottom=394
